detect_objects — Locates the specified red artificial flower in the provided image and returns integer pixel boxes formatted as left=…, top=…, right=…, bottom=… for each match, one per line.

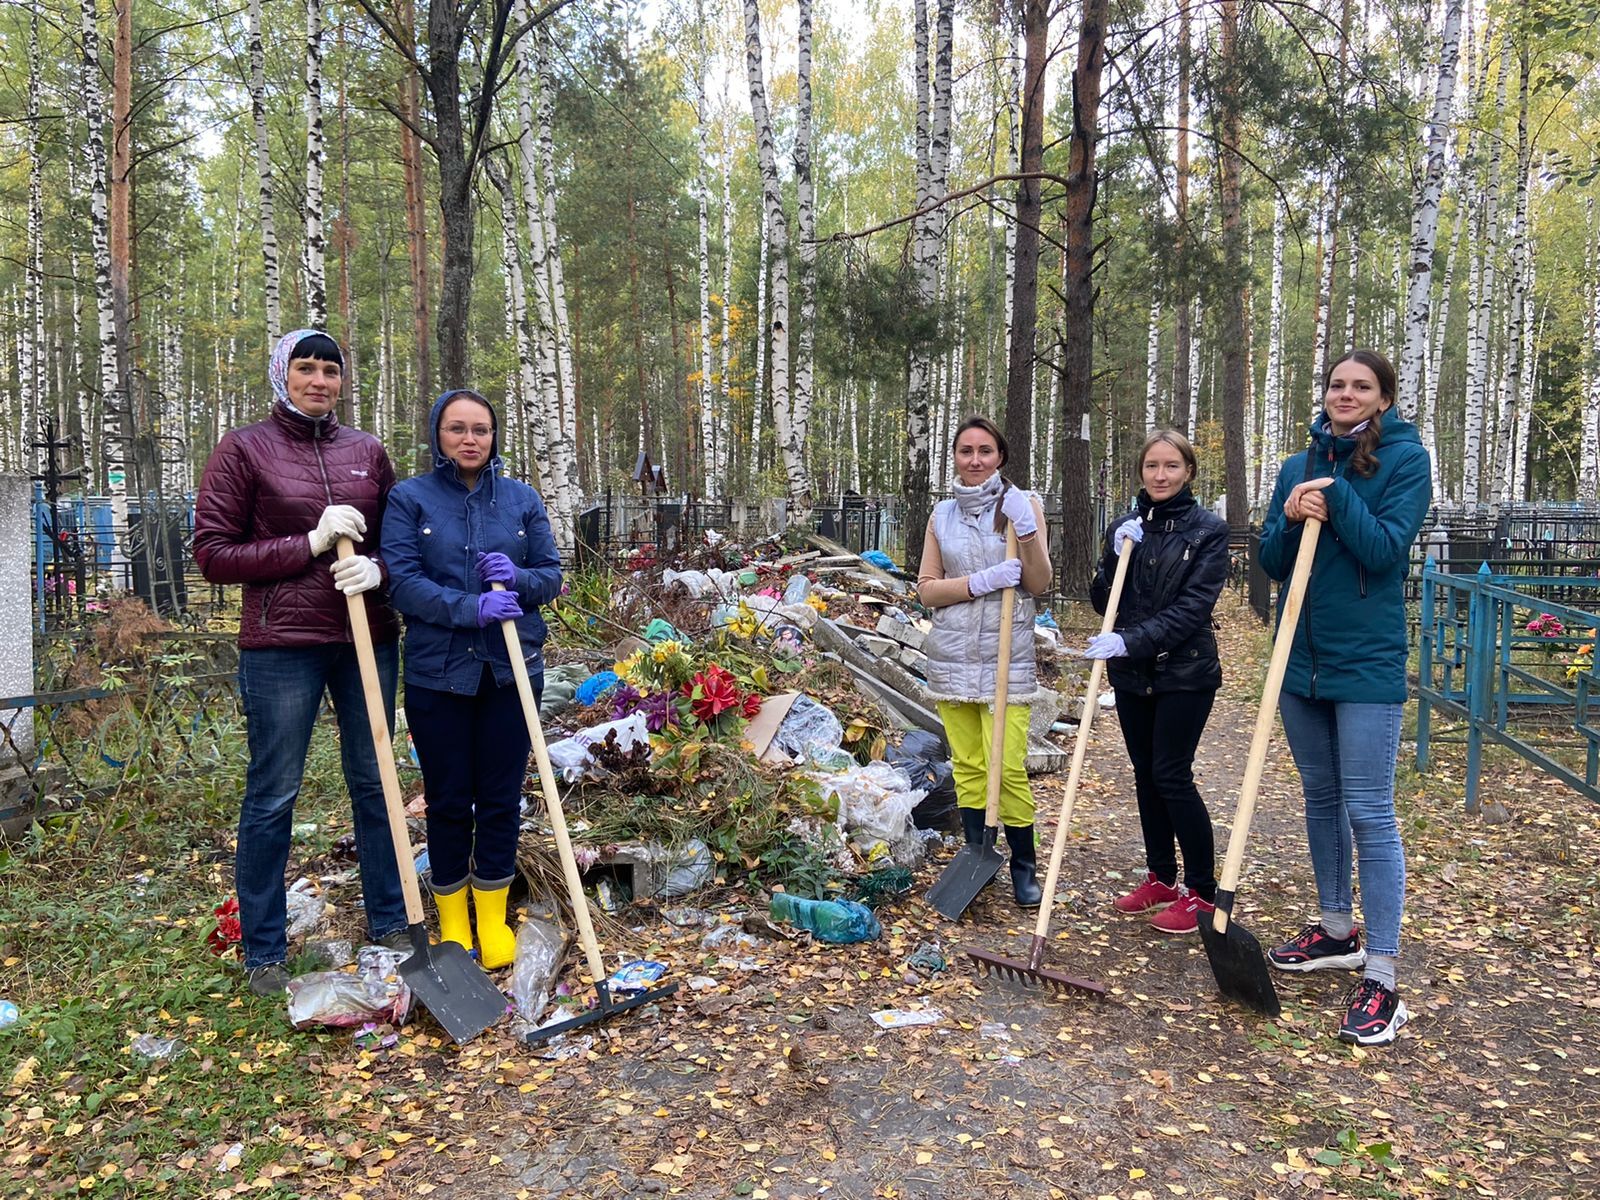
left=741, top=693, right=762, bottom=719
left=208, top=896, right=242, bottom=957
left=685, top=664, right=742, bottom=723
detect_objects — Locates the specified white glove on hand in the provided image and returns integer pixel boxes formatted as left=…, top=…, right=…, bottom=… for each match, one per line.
left=1113, top=517, right=1144, bottom=554
left=967, top=558, right=1023, bottom=598
left=331, top=554, right=382, bottom=596
left=309, top=504, right=367, bottom=556
left=999, top=487, right=1038, bottom=538
left=1084, top=632, right=1128, bottom=659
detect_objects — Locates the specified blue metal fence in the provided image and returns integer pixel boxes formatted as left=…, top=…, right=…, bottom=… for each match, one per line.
left=1415, top=559, right=1600, bottom=811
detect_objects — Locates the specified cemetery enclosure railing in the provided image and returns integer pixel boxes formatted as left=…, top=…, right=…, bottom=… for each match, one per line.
left=1415, top=560, right=1600, bottom=812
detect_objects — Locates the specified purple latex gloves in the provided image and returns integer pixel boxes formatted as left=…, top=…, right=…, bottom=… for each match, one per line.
left=477, top=590, right=524, bottom=627
left=967, top=558, right=1023, bottom=598
left=477, top=551, right=516, bottom=585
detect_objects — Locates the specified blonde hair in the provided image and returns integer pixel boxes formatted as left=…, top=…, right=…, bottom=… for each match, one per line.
left=1137, top=428, right=1198, bottom=482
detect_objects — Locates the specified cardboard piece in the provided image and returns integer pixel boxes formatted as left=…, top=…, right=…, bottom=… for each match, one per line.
left=744, top=691, right=803, bottom=766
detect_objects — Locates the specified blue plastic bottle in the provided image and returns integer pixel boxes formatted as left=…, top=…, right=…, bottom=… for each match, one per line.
left=768, top=894, right=881, bottom=943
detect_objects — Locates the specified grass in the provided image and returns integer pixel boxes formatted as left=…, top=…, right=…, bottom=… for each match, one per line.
left=0, top=719, right=383, bottom=1198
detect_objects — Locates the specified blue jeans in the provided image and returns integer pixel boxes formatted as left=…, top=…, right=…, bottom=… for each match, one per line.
left=1277, top=693, right=1406, bottom=958
left=236, top=642, right=406, bottom=969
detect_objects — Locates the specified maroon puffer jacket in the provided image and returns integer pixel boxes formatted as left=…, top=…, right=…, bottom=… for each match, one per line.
left=194, top=403, right=401, bottom=649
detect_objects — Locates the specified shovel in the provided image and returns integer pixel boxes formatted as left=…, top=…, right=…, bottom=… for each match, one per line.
left=965, top=535, right=1134, bottom=997
left=1198, top=515, right=1323, bottom=1017
left=927, top=519, right=1020, bottom=921
left=336, top=537, right=507, bottom=1044
left=488, top=583, right=679, bottom=1044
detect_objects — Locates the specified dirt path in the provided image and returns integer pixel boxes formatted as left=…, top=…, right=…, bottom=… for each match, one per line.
left=373, top=603, right=1600, bottom=1200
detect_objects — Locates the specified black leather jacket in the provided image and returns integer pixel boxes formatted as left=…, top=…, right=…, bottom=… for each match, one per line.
left=1090, top=486, right=1229, bottom=695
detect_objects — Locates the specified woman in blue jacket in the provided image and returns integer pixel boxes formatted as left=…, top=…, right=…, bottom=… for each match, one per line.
left=1257, top=349, right=1431, bottom=1046
left=382, top=390, right=563, bottom=968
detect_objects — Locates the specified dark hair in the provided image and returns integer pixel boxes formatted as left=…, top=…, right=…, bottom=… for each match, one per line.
left=1137, top=428, right=1198, bottom=482
left=1325, top=348, right=1395, bottom=478
left=436, top=389, right=497, bottom=431
left=952, top=415, right=1009, bottom=467
left=288, top=332, right=343, bottom=367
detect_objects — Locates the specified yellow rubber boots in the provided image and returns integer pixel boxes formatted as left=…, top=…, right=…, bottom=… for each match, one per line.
left=471, top=884, right=517, bottom=969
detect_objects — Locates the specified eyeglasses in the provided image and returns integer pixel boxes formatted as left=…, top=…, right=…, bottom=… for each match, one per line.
left=442, top=424, right=493, bottom=439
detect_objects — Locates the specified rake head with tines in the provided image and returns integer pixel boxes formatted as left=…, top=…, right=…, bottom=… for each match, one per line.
left=964, top=940, right=1107, bottom=999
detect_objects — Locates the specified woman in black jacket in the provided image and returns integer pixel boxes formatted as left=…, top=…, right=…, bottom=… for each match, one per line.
left=1087, top=429, right=1230, bottom=933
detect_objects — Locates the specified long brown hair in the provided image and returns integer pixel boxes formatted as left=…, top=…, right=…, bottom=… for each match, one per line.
left=1325, top=349, right=1395, bottom=478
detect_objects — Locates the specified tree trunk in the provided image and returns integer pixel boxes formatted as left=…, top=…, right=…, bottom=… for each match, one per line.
left=793, top=0, right=817, bottom=506
left=694, top=47, right=717, bottom=496
left=531, top=24, right=579, bottom=506
left=1493, top=40, right=1530, bottom=503
left=1144, top=297, right=1161, bottom=429
left=1397, top=0, right=1464, bottom=417
left=1171, top=0, right=1193, bottom=433
left=719, top=133, right=735, bottom=486
left=744, top=0, right=805, bottom=515
left=304, top=0, right=328, bottom=328
left=1583, top=197, right=1600, bottom=500
left=1465, top=30, right=1510, bottom=504
left=1005, top=0, right=1047, bottom=485
left=336, top=23, right=358, bottom=427
left=1058, top=0, right=1106, bottom=596
left=750, top=203, right=768, bottom=486
left=1310, top=191, right=1339, bottom=410
left=1261, top=195, right=1286, bottom=504
left=24, top=6, right=43, bottom=466
left=1219, top=0, right=1247, bottom=529
left=246, top=0, right=281, bottom=346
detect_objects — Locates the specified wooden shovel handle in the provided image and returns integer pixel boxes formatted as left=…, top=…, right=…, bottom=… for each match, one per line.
left=491, top=582, right=610, bottom=986
left=1211, top=517, right=1323, bottom=933
left=1032, top=535, right=1134, bottom=948
left=337, top=537, right=426, bottom=928
left=983, top=525, right=1021, bottom=831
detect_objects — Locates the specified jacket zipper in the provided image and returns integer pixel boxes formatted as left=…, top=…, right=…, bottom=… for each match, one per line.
left=261, top=583, right=276, bottom=628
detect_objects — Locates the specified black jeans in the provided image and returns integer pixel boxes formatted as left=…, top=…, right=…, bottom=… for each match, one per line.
left=1114, top=688, right=1217, bottom=901
left=406, top=668, right=533, bottom=891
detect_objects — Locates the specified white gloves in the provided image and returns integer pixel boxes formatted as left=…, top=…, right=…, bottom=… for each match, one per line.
left=309, top=504, right=366, bottom=556
left=999, top=487, right=1038, bottom=538
left=968, top=558, right=1023, bottom=598
left=1084, top=632, right=1128, bottom=659
left=331, top=554, right=382, bottom=596
left=1113, top=517, right=1144, bottom=554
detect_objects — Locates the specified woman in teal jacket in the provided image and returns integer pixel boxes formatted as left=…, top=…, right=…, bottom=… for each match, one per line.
left=1256, top=348, right=1431, bottom=1047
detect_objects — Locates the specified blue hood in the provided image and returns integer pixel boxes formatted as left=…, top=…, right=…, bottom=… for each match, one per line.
left=428, top=389, right=504, bottom=483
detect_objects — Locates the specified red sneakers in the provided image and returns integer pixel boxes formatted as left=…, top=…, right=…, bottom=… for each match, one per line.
left=1149, top=888, right=1215, bottom=934
left=1113, top=871, right=1182, bottom=914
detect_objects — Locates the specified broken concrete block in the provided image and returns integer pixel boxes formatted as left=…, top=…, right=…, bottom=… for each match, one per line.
left=875, top=614, right=926, bottom=650
left=897, top=647, right=928, bottom=674
left=857, top=635, right=898, bottom=658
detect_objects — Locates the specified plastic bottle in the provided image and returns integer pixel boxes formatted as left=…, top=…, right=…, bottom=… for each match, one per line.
left=768, top=894, right=882, bottom=944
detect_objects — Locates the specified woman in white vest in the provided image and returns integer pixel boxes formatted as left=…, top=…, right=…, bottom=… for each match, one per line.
left=916, top=416, right=1051, bottom=906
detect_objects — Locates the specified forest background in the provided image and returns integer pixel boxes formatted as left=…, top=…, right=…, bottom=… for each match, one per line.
left=2, top=0, right=1599, bottom=588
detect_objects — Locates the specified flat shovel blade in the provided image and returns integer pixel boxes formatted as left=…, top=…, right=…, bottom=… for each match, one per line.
left=1197, top=893, right=1281, bottom=1018
left=397, top=935, right=508, bottom=1044
left=926, top=837, right=1005, bottom=920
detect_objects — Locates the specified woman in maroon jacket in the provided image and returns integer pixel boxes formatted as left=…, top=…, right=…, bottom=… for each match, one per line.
left=194, top=329, right=408, bottom=996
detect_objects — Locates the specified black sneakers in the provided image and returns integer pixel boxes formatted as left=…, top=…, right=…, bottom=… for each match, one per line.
left=1268, top=923, right=1367, bottom=972
left=1339, top=977, right=1409, bottom=1045
left=247, top=963, right=290, bottom=996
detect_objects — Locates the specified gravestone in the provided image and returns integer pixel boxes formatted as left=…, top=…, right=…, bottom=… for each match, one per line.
left=0, top=475, right=39, bottom=833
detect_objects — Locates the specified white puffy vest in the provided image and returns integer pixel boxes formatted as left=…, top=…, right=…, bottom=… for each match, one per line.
left=923, top=495, right=1037, bottom=705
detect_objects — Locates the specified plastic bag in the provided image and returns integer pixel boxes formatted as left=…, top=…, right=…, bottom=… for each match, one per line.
left=773, top=696, right=844, bottom=764
left=509, top=911, right=567, bottom=1024
left=657, top=838, right=714, bottom=899
left=574, top=670, right=620, bottom=707
left=809, top=760, right=926, bottom=850
left=286, top=946, right=414, bottom=1029
left=546, top=712, right=652, bottom=781
left=284, top=879, right=328, bottom=941
left=884, top=734, right=958, bottom=832
left=663, top=568, right=713, bottom=598
left=861, top=550, right=898, bottom=572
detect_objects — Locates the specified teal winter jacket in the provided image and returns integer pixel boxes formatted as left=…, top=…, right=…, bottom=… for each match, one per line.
left=1257, top=411, right=1432, bottom=703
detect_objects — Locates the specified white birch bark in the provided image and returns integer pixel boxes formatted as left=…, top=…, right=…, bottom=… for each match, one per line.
left=1310, top=192, right=1338, bottom=410
left=1464, top=31, right=1510, bottom=504
left=1397, top=0, right=1465, bottom=418
left=24, top=5, right=43, bottom=467
left=1145, top=298, right=1161, bottom=429
left=1343, top=232, right=1360, bottom=350
left=1582, top=197, right=1600, bottom=500
left=1425, top=183, right=1467, bottom=499
left=750, top=202, right=768, bottom=477
left=1261, top=196, right=1286, bottom=503
left=248, top=0, right=281, bottom=344
left=304, top=0, right=327, bottom=328
left=744, top=0, right=804, bottom=511
left=1001, top=29, right=1021, bottom=397
left=847, top=382, right=862, bottom=493
left=692, top=3, right=717, bottom=497
left=719, top=132, right=734, bottom=486
left=81, top=0, right=126, bottom=533
left=1186, top=301, right=1200, bottom=438
left=1493, top=44, right=1530, bottom=504
left=792, top=0, right=817, bottom=503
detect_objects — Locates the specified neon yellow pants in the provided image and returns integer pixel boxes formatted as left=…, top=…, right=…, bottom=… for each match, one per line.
left=937, top=701, right=1035, bottom=827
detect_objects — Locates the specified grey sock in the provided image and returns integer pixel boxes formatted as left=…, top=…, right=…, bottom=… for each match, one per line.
left=1320, top=910, right=1355, bottom=940
left=1364, top=954, right=1397, bottom=992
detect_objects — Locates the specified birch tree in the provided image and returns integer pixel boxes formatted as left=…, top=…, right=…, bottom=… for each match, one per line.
left=1005, top=0, right=1046, bottom=480
left=1493, top=40, right=1531, bottom=503
left=1397, top=0, right=1465, bottom=416
left=1261, top=195, right=1287, bottom=503
left=24, top=6, right=43, bottom=467
left=793, top=0, right=817, bottom=509
left=719, top=135, right=734, bottom=485
left=1583, top=197, right=1600, bottom=499
left=305, top=0, right=328, bottom=328
left=1464, top=29, right=1510, bottom=504
left=1171, top=0, right=1195, bottom=433
left=744, top=0, right=809, bottom=515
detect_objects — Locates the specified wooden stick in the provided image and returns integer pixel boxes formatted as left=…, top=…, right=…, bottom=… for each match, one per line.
left=1028, top=536, right=1134, bottom=969
left=1211, top=517, right=1323, bottom=934
left=492, top=582, right=610, bottom=986
left=336, top=537, right=425, bottom=928
left=983, top=524, right=1021, bottom=833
